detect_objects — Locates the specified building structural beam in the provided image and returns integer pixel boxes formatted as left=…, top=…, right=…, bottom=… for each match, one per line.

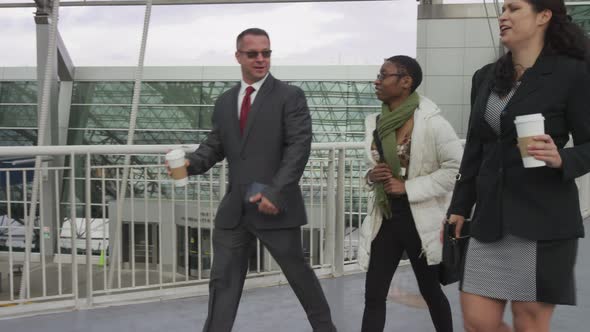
left=33, top=0, right=52, bottom=13
left=34, top=0, right=61, bottom=265
left=57, top=32, right=75, bottom=81
left=2, top=0, right=391, bottom=8
left=418, top=3, right=501, bottom=19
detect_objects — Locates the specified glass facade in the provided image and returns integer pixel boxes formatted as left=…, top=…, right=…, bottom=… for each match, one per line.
left=0, top=81, right=38, bottom=146
left=0, top=78, right=376, bottom=237
left=569, top=4, right=590, bottom=36
left=61, top=79, right=377, bottom=212
left=0, top=81, right=39, bottom=253
left=67, top=80, right=378, bottom=148
left=0, top=79, right=379, bottom=147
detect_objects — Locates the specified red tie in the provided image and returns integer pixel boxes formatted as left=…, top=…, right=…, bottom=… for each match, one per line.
left=240, top=86, right=255, bottom=135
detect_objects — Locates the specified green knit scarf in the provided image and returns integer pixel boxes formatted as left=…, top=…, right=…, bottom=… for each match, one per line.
left=375, top=92, right=419, bottom=219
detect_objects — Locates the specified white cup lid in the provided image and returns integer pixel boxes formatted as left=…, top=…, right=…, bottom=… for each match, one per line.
left=514, top=113, right=544, bottom=124
left=165, top=149, right=185, bottom=160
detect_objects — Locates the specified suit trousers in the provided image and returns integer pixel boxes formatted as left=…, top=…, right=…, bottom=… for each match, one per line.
left=202, top=218, right=336, bottom=332
left=361, top=196, right=452, bottom=332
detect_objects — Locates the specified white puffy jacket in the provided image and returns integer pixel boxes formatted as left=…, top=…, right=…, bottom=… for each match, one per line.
left=358, top=95, right=463, bottom=268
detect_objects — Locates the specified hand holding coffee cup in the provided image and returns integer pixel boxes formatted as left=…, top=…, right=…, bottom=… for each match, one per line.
left=514, top=114, right=547, bottom=168
left=165, top=160, right=189, bottom=176
left=165, top=149, right=189, bottom=187
left=526, top=134, right=563, bottom=169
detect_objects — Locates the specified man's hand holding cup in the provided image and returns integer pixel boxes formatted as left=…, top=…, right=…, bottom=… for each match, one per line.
left=165, top=149, right=189, bottom=187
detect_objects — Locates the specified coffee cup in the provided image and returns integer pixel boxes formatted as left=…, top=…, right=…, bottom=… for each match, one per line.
left=165, top=149, right=188, bottom=187
left=514, top=113, right=546, bottom=168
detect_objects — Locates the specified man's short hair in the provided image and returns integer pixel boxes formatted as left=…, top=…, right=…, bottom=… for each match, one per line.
left=236, top=28, right=270, bottom=49
left=385, top=55, right=423, bottom=93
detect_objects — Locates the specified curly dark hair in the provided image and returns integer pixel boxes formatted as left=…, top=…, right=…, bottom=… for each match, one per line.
left=493, top=0, right=590, bottom=96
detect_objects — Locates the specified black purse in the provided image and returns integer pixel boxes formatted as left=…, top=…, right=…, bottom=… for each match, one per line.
left=438, top=219, right=470, bottom=285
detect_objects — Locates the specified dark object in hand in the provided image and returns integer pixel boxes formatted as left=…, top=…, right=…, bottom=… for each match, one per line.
left=439, top=219, right=470, bottom=286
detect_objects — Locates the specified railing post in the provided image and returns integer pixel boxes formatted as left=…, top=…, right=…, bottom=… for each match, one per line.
left=577, top=173, right=590, bottom=219
left=333, top=148, right=346, bottom=277
left=69, top=152, right=79, bottom=308
left=85, top=153, right=93, bottom=307
left=219, top=160, right=227, bottom=197
left=325, top=149, right=336, bottom=274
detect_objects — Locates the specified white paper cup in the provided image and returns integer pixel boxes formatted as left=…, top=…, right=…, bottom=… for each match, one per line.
left=514, top=114, right=546, bottom=168
left=165, top=149, right=188, bottom=187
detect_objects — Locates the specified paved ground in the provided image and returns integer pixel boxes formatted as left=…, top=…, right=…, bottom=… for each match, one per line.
left=2, top=222, right=589, bottom=331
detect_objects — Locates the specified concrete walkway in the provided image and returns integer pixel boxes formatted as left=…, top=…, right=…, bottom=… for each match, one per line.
left=2, top=223, right=589, bottom=331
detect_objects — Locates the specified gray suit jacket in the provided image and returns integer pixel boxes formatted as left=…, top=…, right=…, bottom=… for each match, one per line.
left=186, top=74, right=312, bottom=230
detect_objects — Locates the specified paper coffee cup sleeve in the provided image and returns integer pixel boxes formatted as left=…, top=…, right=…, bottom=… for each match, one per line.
left=517, top=136, right=535, bottom=157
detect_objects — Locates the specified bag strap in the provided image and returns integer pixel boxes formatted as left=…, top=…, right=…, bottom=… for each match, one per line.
left=372, top=115, right=385, bottom=162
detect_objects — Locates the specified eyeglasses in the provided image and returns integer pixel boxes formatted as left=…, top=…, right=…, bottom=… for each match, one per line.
left=238, top=50, right=272, bottom=59
left=376, top=73, right=405, bottom=81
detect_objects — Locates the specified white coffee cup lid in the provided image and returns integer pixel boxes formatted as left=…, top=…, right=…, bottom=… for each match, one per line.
left=514, top=113, right=544, bottom=124
left=165, top=149, right=185, bottom=160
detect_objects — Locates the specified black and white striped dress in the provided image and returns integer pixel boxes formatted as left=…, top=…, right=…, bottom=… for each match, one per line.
left=460, top=83, right=578, bottom=305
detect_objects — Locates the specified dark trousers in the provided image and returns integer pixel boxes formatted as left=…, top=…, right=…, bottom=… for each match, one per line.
left=202, top=221, right=336, bottom=332
left=361, top=197, right=452, bottom=332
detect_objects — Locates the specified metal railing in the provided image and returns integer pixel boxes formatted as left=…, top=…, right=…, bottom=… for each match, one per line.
left=1, top=142, right=589, bottom=317
left=0, top=142, right=365, bottom=317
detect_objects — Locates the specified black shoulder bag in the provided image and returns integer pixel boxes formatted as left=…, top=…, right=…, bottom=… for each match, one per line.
left=439, top=219, right=470, bottom=285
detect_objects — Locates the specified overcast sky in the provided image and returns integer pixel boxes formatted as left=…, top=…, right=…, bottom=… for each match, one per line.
left=0, top=0, right=425, bottom=66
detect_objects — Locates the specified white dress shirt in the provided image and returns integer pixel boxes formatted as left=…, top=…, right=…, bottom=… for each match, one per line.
left=237, top=73, right=269, bottom=117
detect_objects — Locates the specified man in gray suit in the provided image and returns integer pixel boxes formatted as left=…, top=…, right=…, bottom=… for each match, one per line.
left=185, top=28, right=336, bottom=332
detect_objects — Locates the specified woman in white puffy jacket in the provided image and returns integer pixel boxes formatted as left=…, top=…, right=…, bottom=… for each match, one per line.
left=359, top=56, right=463, bottom=332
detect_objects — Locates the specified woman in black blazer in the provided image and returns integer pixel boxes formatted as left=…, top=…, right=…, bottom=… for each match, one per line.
left=447, top=0, right=590, bottom=330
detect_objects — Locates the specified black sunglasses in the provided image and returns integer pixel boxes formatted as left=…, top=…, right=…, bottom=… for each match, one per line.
left=238, top=50, right=272, bottom=59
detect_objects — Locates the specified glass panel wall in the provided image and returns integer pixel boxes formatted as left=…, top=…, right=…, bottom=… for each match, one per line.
left=64, top=79, right=377, bottom=235
left=568, top=4, right=590, bottom=35
left=0, top=81, right=38, bottom=146
left=68, top=80, right=379, bottom=146
left=0, top=81, right=39, bottom=255
left=1, top=78, right=377, bottom=257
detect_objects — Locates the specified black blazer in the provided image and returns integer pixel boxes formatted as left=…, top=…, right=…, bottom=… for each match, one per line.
left=448, top=54, right=590, bottom=242
left=186, top=74, right=312, bottom=230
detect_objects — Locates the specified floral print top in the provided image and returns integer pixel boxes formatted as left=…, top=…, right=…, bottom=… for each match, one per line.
left=371, top=132, right=412, bottom=180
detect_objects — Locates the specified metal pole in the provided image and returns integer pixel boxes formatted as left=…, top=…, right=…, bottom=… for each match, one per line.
left=69, top=152, right=79, bottom=307
left=333, top=148, right=345, bottom=277
left=19, top=0, right=60, bottom=303
left=85, top=153, right=93, bottom=306
left=0, top=142, right=364, bottom=157
left=107, top=0, right=153, bottom=291
left=0, top=0, right=392, bottom=8
left=325, top=149, right=336, bottom=274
